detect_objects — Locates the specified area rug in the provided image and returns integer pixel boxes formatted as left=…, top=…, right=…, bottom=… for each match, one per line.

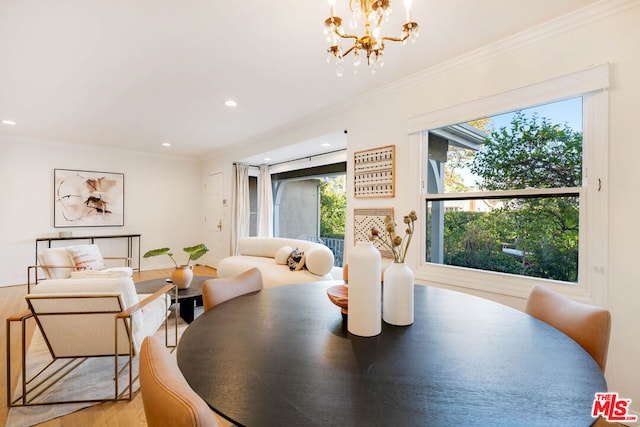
left=6, top=309, right=197, bottom=427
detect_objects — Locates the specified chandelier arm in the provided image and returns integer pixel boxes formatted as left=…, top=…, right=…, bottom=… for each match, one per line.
left=381, top=34, right=409, bottom=43
left=324, top=3, right=419, bottom=72
left=335, top=30, right=360, bottom=41
left=341, top=45, right=358, bottom=57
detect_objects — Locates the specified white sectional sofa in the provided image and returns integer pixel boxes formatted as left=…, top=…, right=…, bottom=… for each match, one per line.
left=216, top=237, right=341, bottom=288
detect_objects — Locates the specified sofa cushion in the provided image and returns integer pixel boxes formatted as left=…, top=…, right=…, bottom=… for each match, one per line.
left=219, top=237, right=337, bottom=288
left=31, top=277, right=158, bottom=350
left=39, top=247, right=74, bottom=279
left=216, top=255, right=335, bottom=288
left=237, top=237, right=331, bottom=259
left=33, top=277, right=140, bottom=315
left=275, top=246, right=293, bottom=265
left=305, top=247, right=334, bottom=276
left=236, top=237, right=334, bottom=275
left=66, top=244, right=106, bottom=271
left=287, top=248, right=305, bottom=271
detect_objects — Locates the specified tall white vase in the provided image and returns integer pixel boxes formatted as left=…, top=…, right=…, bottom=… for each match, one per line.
left=382, top=262, right=414, bottom=326
left=347, top=242, right=382, bottom=337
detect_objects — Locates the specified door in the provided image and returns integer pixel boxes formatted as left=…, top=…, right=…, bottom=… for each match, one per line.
left=204, top=173, right=225, bottom=265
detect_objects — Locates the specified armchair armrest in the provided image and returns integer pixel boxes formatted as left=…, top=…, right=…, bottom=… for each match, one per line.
left=6, top=310, right=33, bottom=323
left=118, top=284, right=178, bottom=350
left=27, top=264, right=80, bottom=293
left=118, top=284, right=176, bottom=319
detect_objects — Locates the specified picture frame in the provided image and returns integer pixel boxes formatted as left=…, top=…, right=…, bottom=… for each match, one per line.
left=354, top=207, right=394, bottom=258
left=354, top=145, right=395, bottom=198
left=54, top=169, right=125, bottom=228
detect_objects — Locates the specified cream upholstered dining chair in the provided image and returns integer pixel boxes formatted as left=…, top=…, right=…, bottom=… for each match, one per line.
left=202, top=267, right=263, bottom=311
left=525, top=285, right=611, bottom=371
left=140, top=336, right=222, bottom=427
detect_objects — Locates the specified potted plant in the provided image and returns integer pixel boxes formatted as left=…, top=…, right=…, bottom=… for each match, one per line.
left=143, top=244, right=209, bottom=289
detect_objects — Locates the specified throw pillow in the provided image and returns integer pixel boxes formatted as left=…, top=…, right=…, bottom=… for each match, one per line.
left=66, top=244, right=106, bottom=271
left=40, top=247, right=75, bottom=279
left=287, top=248, right=305, bottom=271
left=275, top=246, right=293, bottom=265
left=304, top=247, right=334, bottom=276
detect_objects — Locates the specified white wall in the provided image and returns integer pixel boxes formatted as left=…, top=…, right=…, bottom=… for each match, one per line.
left=0, top=135, right=203, bottom=285
left=202, top=2, right=640, bottom=416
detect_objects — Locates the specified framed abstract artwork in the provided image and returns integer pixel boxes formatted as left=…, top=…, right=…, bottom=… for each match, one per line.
left=354, top=145, right=395, bottom=198
left=354, top=207, right=394, bottom=258
left=54, top=169, right=125, bottom=227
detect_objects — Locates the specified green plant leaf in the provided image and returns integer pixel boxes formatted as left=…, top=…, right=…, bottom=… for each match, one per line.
left=184, top=244, right=209, bottom=262
left=143, top=248, right=172, bottom=258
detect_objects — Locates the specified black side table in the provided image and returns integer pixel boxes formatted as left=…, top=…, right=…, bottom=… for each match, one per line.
left=136, top=276, right=214, bottom=323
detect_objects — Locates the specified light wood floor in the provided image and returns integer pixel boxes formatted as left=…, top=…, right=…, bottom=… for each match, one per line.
left=1, top=266, right=623, bottom=427
left=1, top=265, right=216, bottom=427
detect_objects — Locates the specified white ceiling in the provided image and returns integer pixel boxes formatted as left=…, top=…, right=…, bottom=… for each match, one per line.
left=0, top=0, right=601, bottom=160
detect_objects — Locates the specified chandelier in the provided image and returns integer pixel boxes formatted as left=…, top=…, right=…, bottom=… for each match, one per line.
left=324, top=0, right=419, bottom=76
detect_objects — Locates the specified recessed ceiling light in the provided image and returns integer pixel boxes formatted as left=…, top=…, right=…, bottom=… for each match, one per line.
left=2, top=120, right=16, bottom=125
left=224, top=100, right=238, bottom=107
left=263, top=157, right=271, bottom=162
left=162, top=142, right=171, bottom=147
left=321, top=142, right=331, bottom=147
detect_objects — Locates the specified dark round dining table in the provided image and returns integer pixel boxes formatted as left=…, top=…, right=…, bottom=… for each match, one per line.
left=177, top=282, right=606, bottom=426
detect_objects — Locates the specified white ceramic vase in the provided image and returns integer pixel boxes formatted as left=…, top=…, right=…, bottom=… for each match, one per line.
left=172, top=265, right=193, bottom=289
left=347, top=242, right=381, bottom=337
left=382, top=262, right=414, bottom=326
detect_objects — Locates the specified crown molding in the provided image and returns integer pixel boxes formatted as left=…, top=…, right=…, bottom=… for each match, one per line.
left=216, top=0, right=637, bottom=152
left=361, top=0, right=638, bottom=102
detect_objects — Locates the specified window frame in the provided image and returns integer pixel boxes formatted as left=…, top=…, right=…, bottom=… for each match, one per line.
left=407, top=65, right=609, bottom=304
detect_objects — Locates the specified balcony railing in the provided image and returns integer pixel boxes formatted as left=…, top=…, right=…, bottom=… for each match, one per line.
left=305, top=236, right=344, bottom=267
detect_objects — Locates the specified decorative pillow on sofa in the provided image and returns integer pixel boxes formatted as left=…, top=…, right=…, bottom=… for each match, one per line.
left=66, top=244, right=106, bottom=271
left=287, top=248, right=305, bottom=271
left=275, top=246, right=294, bottom=265
left=304, top=247, right=334, bottom=276
left=40, top=247, right=75, bottom=279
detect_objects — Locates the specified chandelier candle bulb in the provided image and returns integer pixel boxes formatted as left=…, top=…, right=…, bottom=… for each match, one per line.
left=404, top=0, right=412, bottom=22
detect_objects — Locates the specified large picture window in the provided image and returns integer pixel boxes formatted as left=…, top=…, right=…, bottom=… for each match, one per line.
left=413, top=65, right=609, bottom=298
left=425, top=98, right=582, bottom=283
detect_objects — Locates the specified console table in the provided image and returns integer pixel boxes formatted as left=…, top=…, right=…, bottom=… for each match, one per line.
left=35, top=233, right=141, bottom=271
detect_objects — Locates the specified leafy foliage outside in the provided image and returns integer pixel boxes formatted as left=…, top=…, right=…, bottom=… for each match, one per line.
left=433, top=111, right=582, bottom=282
left=320, top=175, right=346, bottom=238
left=470, top=112, right=582, bottom=190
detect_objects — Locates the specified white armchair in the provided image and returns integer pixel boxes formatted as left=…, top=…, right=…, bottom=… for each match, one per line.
left=6, top=276, right=177, bottom=406
left=28, top=244, right=133, bottom=291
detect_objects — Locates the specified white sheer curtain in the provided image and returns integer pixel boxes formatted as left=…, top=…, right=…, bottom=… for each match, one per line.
left=257, top=165, right=273, bottom=237
left=231, top=163, right=250, bottom=255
